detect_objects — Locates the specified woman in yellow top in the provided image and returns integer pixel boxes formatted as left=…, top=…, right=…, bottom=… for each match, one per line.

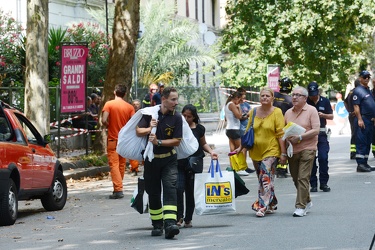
left=236, top=87, right=287, bottom=217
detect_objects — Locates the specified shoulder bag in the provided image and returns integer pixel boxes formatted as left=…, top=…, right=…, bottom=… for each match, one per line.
left=187, top=156, right=204, bottom=173
left=241, top=108, right=256, bottom=149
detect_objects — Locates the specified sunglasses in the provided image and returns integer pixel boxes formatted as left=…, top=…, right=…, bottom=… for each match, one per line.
left=362, top=76, right=371, bottom=79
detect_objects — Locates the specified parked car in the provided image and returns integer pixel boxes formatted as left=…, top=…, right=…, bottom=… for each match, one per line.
left=0, top=101, right=67, bottom=226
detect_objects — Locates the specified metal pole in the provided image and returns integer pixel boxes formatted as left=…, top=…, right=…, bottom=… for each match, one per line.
left=56, top=84, right=61, bottom=158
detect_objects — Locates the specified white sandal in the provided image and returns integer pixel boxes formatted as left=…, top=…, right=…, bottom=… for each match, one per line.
left=256, top=210, right=265, bottom=217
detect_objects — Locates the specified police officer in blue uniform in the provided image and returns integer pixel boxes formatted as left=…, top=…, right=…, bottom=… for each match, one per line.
left=352, top=70, right=375, bottom=172
left=307, top=81, right=333, bottom=192
left=344, top=79, right=360, bottom=159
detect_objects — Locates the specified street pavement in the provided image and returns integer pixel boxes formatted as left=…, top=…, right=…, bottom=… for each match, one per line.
left=54, top=123, right=375, bottom=250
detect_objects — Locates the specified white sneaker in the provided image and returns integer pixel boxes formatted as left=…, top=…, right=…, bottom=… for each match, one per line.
left=293, top=208, right=305, bottom=217
left=236, top=170, right=249, bottom=176
left=304, top=202, right=313, bottom=215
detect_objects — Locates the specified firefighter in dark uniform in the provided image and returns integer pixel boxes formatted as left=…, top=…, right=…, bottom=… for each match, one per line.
left=142, top=83, right=158, bottom=108
left=344, top=79, right=360, bottom=159
left=136, top=87, right=182, bottom=239
left=307, top=81, right=333, bottom=192
left=352, top=70, right=375, bottom=172
left=273, top=77, right=293, bottom=177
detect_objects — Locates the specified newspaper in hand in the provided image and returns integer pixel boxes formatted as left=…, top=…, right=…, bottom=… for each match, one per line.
left=282, top=122, right=306, bottom=157
left=282, top=122, right=306, bottom=141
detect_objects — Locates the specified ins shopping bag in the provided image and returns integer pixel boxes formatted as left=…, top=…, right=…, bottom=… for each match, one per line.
left=194, top=160, right=236, bottom=215
left=130, top=177, right=149, bottom=214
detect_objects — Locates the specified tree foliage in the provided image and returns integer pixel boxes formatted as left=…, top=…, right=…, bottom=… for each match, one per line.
left=221, top=0, right=375, bottom=91
left=64, top=22, right=110, bottom=86
left=137, top=1, right=218, bottom=87
left=48, top=27, right=66, bottom=81
left=86, top=0, right=219, bottom=88
left=0, top=9, right=24, bottom=86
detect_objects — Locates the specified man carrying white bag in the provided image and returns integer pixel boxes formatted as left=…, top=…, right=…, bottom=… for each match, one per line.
left=194, top=159, right=236, bottom=215
left=117, top=87, right=199, bottom=240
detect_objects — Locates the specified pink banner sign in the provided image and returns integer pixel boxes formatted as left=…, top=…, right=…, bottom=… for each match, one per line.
left=60, top=45, right=88, bottom=113
left=267, top=65, right=280, bottom=92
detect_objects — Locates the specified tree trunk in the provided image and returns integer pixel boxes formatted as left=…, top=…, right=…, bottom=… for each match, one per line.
left=92, top=0, right=140, bottom=154
left=25, top=0, right=49, bottom=135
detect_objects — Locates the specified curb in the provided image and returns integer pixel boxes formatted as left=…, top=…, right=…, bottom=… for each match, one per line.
left=61, top=160, right=89, bottom=170
left=62, top=159, right=110, bottom=180
left=63, top=165, right=110, bottom=180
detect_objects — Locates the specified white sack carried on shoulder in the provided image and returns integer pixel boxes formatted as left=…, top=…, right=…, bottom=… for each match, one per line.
left=116, top=106, right=160, bottom=161
left=117, top=105, right=198, bottom=161
left=143, top=106, right=160, bottom=161
left=142, top=106, right=198, bottom=160
left=175, top=116, right=199, bottom=159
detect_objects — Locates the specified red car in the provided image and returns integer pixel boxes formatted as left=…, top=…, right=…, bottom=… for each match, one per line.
left=0, top=102, right=67, bottom=226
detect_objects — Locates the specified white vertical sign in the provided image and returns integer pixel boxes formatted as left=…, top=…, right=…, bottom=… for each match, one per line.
left=267, top=65, right=280, bottom=92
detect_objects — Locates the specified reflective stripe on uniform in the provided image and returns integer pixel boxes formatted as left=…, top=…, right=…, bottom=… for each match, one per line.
left=355, top=154, right=369, bottom=159
left=150, top=208, right=163, bottom=221
left=163, top=205, right=177, bottom=220
left=163, top=205, right=177, bottom=211
left=276, top=164, right=287, bottom=169
left=164, top=214, right=177, bottom=220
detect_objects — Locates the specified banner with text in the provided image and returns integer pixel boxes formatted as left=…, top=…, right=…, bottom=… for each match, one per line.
left=60, top=44, right=88, bottom=113
left=267, top=65, right=280, bottom=92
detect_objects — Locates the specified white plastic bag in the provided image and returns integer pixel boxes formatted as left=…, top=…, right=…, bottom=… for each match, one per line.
left=287, top=142, right=293, bottom=157
left=174, top=116, right=199, bottom=159
left=194, top=160, right=236, bottom=215
left=117, top=105, right=198, bottom=161
left=116, top=106, right=159, bottom=161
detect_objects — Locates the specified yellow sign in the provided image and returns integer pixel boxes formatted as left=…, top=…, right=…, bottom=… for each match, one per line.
left=205, top=182, right=233, bottom=204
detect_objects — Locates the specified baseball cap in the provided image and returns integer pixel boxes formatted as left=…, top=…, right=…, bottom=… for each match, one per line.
left=307, top=81, right=319, bottom=96
left=359, top=70, right=371, bottom=78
